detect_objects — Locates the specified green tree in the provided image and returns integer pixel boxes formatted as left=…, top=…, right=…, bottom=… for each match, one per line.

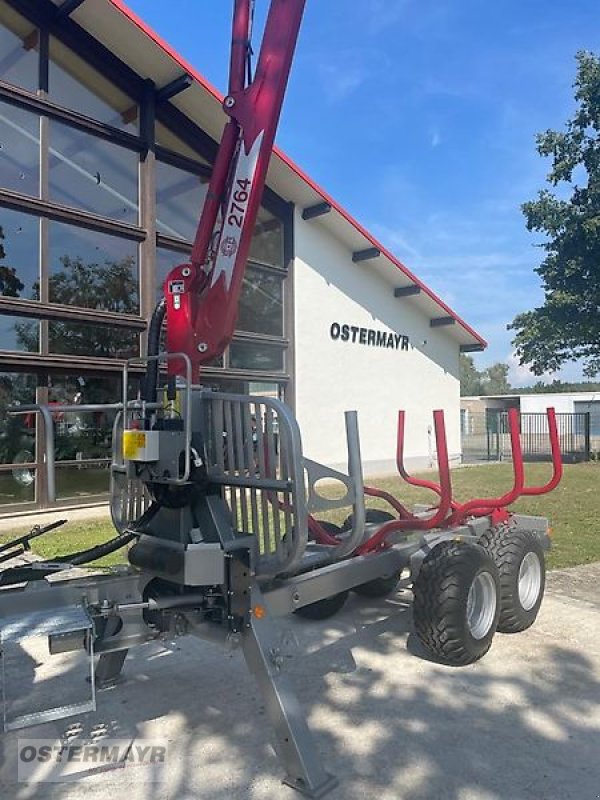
left=16, top=255, right=139, bottom=358
left=484, top=362, right=511, bottom=395
left=460, top=355, right=512, bottom=396
left=0, top=225, right=25, bottom=298
left=509, top=51, right=600, bottom=376
left=460, top=354, right=484, bottom=396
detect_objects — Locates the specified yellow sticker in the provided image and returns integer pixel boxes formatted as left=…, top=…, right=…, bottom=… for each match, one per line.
left=123, top=430, right=146, bottom=458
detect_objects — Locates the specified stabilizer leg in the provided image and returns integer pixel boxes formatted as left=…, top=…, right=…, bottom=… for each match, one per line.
left=241, top=583, right=337, bottom=798
left=95, top=649, right=128, bottom=689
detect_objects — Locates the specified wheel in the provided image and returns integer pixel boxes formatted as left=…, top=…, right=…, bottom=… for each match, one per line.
left=309, top=519, right=343, bottom=542
left=479, top=528, right=545, bottom=633
left=350, top=510, right=401, bottom=597
left=412, top=540, right=500, bottom=666
left=295, top=521, right=348, bottom=620
left=294, top=591, right=349, bottom=620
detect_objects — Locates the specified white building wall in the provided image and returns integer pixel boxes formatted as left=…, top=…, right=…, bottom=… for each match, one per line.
left=519, top=392, right=600, bottom=414
left=292, top=209, right=461, bottom=475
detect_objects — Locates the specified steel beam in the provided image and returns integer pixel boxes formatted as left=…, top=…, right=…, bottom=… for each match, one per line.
left=55, top=0, right=87, bottom=18
left=394, top=285, right=421, bottom=298
left=352, top=247, right=380, bottom=263
left=241, top=583, right=338, bottom=798
left=155, top=74, right=193, bottom=104
left=430, top=316, right=455, bottom=327
left=301, top=202, right=331, bottom=221
left=460, top=343, right=485, bottom=352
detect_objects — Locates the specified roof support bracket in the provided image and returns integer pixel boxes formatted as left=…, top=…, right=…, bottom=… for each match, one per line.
left=352, top=247, right=380, bottom=263
left=460, top=343, right=485, bottom=353
left=301, top=202, right=331, bottom=220
left=394, top=285, right=421, bottom=298
left=55, top=0, right=87, bottom=18
left=155, top=73, right=193, bottom=104
left=430, top=316, right=456, bottom=328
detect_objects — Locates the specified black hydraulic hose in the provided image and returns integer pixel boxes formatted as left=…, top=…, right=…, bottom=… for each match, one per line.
left=144, top=297, right=166, bottom=403
left=0, top=532, right=137, bottom=586
left=0, top=504, right=159, bottom=586
left=57, top=501, right=159, bottom=565
left=54, top=531, right=137, bottom=566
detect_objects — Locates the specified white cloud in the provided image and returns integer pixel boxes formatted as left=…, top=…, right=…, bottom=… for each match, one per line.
left=507, top=352, right=543, bottom=387
left=319, top=63, right=367, bottom=102
left=429, top=127, right=441, bottom=148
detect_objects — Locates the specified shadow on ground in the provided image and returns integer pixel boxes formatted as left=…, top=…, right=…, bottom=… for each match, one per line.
left=1, top=588, right=599, bottom=800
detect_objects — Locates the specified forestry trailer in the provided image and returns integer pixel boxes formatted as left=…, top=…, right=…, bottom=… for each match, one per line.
left=0, top=2, right=562, bottom=796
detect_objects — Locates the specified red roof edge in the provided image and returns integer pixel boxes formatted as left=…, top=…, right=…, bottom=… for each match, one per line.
left=109, top=0, right=487, bottom=349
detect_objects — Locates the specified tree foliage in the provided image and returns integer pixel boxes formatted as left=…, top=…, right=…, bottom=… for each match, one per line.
left=459, top=355, right=512, bottom=396
left=15, top=255, right=139, bottom=358
left=0, top=225, right=25, bottom=298
left=509, top=51, right=600, bottom=377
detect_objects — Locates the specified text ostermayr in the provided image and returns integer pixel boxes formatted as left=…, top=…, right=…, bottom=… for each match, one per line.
left=329, top=322, right=409, bottom=351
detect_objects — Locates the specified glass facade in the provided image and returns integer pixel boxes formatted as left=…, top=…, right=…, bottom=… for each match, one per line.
left=48, top=37, right=138, bottom=133
left=49, top=120, right=139, bottom=222
left=156, top=160, right=208, bottom=240
left=0, top=6, right=38, bottom=93
left=48, top=221, right=140, bottom=312
left=0, top=101, right=39, bottom=196
left=0, top=208, right=39, bottom=299
left=0, top=3, right=291, bottom=510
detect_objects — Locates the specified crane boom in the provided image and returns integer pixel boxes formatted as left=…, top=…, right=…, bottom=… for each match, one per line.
left=162, top=0, right=306, bottom=379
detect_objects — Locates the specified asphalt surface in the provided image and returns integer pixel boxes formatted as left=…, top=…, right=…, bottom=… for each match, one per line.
left=0, top=563, right=599, bottom=800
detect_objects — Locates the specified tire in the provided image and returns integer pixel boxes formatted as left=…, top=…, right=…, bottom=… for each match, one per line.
left=294, top=590, right=349, bottom=620
left=479, top=528, right=545, bottom=633
left=295, top=521, right=348, bottom=620
left=351, top=510, right=401, bottom=597
left=309, top=519, right=343, bottom=542
left=412, top=540, right=500, bottom=666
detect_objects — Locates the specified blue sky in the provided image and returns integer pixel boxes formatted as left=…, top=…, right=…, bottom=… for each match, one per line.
left=126, top=0, right=599, bottom=385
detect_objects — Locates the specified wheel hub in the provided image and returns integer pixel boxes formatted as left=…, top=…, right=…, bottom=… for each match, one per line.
left=518, top=551, right=542, bottom=611
left=466, top=571, right=497, bottom=640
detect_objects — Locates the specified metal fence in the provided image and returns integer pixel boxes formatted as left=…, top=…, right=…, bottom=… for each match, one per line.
left=461, top=410, right=592, bottom=463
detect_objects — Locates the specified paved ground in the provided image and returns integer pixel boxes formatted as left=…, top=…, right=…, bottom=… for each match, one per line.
left=1, top=565, right=599, bottom=800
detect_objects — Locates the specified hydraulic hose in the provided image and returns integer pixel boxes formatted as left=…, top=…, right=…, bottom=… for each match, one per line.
left=143, top=297, right=166, bottom=403
left=54, top=531, right=137, bottom=565
left=0, top=532, right=137, bottom=586
left=0, top=504, right=159, bottom=586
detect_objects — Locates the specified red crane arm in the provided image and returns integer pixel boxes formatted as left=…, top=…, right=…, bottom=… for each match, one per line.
left=163, top=0, right=306, bottom=379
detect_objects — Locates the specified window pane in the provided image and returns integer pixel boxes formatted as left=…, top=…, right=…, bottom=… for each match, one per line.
left=229, top=341, right=284, bottom=372
left=49, top=221, right=139, bottom=313
left=156, top=160, right=208, bottom=241
left=0, top=209, right=39, bottom=300
left=249, top=208, right=283, bottom=267
left=156, top=123, right=209, bottom=164
left=0, top=372, right=36, bottom=467
left=48, top=37, right=137, bottom=132
left=49, top=120, right=139, bottom=222
left=156, top=245, right=186, bottom=300
left=237, top=266, right=283, bottom=336
left=49, top=320, right=139, bottom=359
left=48, top=374, right=121, bottom=462
left=0, top=313, right=39, bottom=353
left=0, top=7, right=38, bottom=93
left=56, top=463, right=109, bottom=499
left=248, top=382, right=282, bottom=400
left=0, top=102, right=39, bottom=196
left=0, top=467, right=35, bottom=504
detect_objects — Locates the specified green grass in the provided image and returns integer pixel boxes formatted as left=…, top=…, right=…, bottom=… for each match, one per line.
left=1, top=462, right=598, bottom=571
left=0, top=519, right=127, bottom=569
